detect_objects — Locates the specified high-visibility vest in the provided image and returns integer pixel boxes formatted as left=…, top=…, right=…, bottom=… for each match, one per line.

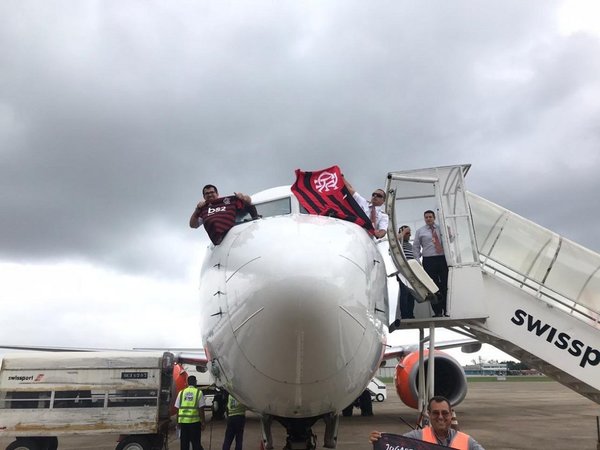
left=422, top=426, right=470, bottom=450
left=227, top=395, right=246, bottom=417
left=178, top=387, right=202, bottom=424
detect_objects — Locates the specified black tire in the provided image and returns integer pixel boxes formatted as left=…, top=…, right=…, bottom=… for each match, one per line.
left=341, top=404, right=354, bottom=417
left=6, top=439, right=41, bottom=450
left=376, top=393, right=384, bottom=402
left=359, top=390, right=373, bottom=416
left=115, top=436, right=149, bottom=450
left=43, top=437, right=58, bottom=450
left=212, top=391, right=227, bottom=420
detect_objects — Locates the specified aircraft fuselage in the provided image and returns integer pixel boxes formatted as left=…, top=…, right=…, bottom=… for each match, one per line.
left=200, top=208, right=388, bottom=418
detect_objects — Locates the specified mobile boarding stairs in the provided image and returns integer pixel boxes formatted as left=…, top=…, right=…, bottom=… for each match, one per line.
left=385, top=165, right=600, bottom=404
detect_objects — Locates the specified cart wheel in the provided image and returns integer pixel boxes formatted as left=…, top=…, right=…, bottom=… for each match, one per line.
left=42, top=437, right=58, bottom=450
left=376, top=393, right=384, bottom=402
left=115, top=436, right=149, bottom=450
left=6, top=438, right=42, bottom=450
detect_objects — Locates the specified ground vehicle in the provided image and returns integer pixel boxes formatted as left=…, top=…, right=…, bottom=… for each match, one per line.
left=367, top=377, right=387, bottom=402
left=0, top=351, right=174, bottom=450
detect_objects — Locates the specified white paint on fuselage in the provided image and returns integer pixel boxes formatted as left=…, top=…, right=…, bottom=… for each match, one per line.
left=200, top=205, right=388, bottom=418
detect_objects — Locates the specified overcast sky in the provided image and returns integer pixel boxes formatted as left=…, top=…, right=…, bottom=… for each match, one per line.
left=1, top=1, right=599, bottom=364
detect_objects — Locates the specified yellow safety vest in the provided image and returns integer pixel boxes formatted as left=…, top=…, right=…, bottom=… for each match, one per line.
left=422, top=426, right=469, bottom=449
left=178, top=386, right=202, bottom=424
left=227, top=395, right=246, bottom=417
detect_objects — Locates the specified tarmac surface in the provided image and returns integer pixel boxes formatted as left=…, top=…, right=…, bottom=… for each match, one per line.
left=1, top=380, right=599, bottom=449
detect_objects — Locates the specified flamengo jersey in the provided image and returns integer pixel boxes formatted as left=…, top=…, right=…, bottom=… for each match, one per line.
left=199, top=195, right=245, bottom=245
left=291, top=165, right=374, bottom=234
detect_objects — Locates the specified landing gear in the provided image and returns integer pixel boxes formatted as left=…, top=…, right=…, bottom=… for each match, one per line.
left=341, top=390, right=373, bottom=417
left=358, top=390, right=373, bottom=416
left=341, top=403, right=354, bottom=417
left=260, top=413, right=339, bottom=449
left=322, top=412, right=339, bottom=448
left=211, top=389, right=228, bottom=420
left=285, top=432, right=316, bottom=450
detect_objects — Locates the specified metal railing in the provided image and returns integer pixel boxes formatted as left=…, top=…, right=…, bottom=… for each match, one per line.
left=468, top=192, right=600, bottom=329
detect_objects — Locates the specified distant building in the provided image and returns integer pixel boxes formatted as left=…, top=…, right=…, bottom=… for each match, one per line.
left=463, top=361, right=507, bottom=376
left=376, top=366, right=396, bottom=379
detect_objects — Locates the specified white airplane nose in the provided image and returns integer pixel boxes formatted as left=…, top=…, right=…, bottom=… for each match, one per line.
left=227, top=216, right=373, bottom=383
left=201, top=214, right=387, bottom=417
left=235, top=276, right=365, bottom=383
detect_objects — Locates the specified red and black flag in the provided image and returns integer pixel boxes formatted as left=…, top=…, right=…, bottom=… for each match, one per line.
left=291, top=165, right=374, bottom=234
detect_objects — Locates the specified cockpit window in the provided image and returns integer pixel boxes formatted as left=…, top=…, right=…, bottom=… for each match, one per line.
left=235, top=204, right=260, bottom=224
left=235, top=197, right=292, bottom=223
left=255, top=197, right=291, bottom=218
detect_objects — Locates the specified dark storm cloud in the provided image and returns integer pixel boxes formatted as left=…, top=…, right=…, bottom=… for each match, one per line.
left=1, top=0, right=599, bottom=280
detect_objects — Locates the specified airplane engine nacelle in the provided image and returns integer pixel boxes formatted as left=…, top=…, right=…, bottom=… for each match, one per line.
left=395, top=350, right=467, bottom=409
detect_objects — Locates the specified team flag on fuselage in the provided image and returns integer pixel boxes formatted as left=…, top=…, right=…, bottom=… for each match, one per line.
left=291, top=165, right=375, bottom=234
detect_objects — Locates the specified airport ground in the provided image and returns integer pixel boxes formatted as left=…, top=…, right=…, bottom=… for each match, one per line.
left=2, top=380, right=599, bottom=450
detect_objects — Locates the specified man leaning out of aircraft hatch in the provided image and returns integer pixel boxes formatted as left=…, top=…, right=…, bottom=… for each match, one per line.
left=342, top=177, right=389, bottom=238
left=189, top=184, right=253, bottom=245
left=369, top=396, right=485, bottom=449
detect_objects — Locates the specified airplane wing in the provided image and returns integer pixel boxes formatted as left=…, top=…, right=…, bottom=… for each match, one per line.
left=132, top=347, right=208, bottom=368
left=382, top=338, right=482, bottom=361
left=0, top=344, right=209, bottom=370
left=0, top=344, right=122, bottom=352
left=173, top=352, right=208, bottom=370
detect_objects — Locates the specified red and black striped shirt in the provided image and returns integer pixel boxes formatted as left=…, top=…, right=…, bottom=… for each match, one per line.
left=198, top=196, right=246, bottom=245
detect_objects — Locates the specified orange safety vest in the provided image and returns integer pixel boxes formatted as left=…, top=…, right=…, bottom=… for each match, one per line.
left=422, top=426, right=470, bottom=449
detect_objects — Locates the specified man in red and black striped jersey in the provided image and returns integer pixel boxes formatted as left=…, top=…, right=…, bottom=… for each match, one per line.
left=189, top=184, right=253, bottom=245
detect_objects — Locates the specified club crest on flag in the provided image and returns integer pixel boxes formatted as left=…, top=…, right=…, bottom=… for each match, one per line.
left=314, top=170, right=338, bottom=193
left=291, top=165, right=374, bottom=234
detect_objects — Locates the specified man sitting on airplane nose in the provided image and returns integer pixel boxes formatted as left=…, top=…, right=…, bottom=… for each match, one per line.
left=189, top=184, right=252, bottom=245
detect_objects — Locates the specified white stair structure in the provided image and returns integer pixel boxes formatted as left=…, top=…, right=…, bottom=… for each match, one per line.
left=385, top=165, right=600, bottom=404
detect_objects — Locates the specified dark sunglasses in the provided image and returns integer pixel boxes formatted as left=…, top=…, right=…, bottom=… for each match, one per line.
left=372, top=192, right=384, bottom=199
left=430, top=410, right=451, bottom=417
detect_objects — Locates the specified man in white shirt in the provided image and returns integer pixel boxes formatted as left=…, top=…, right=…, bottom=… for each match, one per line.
left=343, top=178, right=389, bottom=238
left=413, top=210, right=449, bottom=317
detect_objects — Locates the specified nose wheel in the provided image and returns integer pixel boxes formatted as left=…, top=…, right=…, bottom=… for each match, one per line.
left=260, top=413, right=338, bottom=450
left=284, top=433, right=316, bottom=450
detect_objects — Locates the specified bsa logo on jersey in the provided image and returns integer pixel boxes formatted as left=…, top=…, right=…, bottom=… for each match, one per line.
left=208, top=206, right=227, bottom=215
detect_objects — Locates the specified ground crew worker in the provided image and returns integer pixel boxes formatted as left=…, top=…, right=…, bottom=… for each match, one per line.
left=369, top=396, right=485, bottom=449
left=222, top=393, right=247, bottom=450
left=175, top=375, right=206, bottom=450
